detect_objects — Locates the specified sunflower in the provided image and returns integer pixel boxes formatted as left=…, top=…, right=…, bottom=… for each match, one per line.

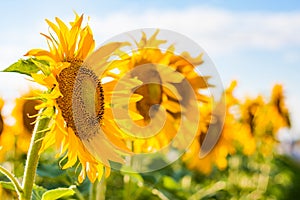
left=11, top=91, right=41, bottom=154
left=239, top=84, right=291, bottom=156
left=0, top=93, right=40, bottom=162
left=25, top=14, right=142, bottom=183
left=183, top=80, right=292, bottom=175
left=183, top=81, right=255, bottom=174
left=109, top=30, right=210, bottom=153
left=269, top=84, right=291, bottom=130
left=0, top=98, right=15, bottom=161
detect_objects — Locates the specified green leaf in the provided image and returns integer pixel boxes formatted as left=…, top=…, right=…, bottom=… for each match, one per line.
left=32, top=185, right=47, bottom=200
left=2, top=58, right=47, bottom=76
left=0, top=181, right=16, bottom=191
left=162, top=176, right=179, bottom=190
left=41, top=186, right=76, bottom=200
left=31, top=58, right=51, bottom=75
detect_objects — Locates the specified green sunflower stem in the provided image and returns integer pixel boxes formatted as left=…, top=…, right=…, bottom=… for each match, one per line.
left=90, top=177, right=106, bottom=200
left=20, top=110, right=50, bottom=200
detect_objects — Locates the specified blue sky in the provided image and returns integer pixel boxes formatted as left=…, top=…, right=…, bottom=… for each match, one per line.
left=0, top=0, right=299, bottom=139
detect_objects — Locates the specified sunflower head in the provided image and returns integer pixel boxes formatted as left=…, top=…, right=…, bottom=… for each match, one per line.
left=101, top=29, right=214, bottom=174
left=241, top=96, right=264, bottom=134
left=25, top=14, right=144, bottom=182
left=183, top=81, right=257, bottom=174
left=270, top=84, right=291, bottom=128
left=55, top=61, right=105, bottom=140
left=125, top=31, right=208, bottom=151
left=12, top=91, right=41, bottom=153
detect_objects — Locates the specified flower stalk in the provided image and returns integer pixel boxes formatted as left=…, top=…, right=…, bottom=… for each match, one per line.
left=20, top=110, right=50, bottom=200
left=90, top=177, right=106, bottom=200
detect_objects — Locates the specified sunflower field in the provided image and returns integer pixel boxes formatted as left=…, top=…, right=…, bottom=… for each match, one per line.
left=0, top=13, right=299, bottom=200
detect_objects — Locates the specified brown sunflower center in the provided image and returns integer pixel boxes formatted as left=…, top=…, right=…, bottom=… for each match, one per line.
left=22, top=100, right=40, bottom=133
left=131, top=67, right=163, bottom=122
left=0, top=112, right=3, bottom=135
left=56, top=61, right=104, bottom=140
left=246, top=103, right=259, bottom=134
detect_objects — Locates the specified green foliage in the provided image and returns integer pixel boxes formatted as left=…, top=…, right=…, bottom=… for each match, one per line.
left=31, top=185, right=47, bottom=200
left=35, top=151, right=91, bottom=199
left=106, top=151, right=300, bottom=200
left=2, top=58, right=49, bottom=76
left=0, top=181, right=16, bottom=191
left=0, top=183, right=76, bottom=200
left=41, top=186, right=76, bottom=200
left=0, top=181, right=48, bottom=200
left=2, top=145, right=300, bottom=199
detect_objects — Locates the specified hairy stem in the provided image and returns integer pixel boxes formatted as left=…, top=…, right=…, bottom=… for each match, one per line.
left=20, top=112, right=50, bottom=200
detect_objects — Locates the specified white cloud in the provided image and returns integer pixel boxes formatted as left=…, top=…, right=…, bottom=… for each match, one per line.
left=1, top=6, right=300, bottom=67
left=90, top=7, right=300, bottom=55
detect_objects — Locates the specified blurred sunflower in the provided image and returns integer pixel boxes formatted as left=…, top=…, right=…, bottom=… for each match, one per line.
left=269, top=84, right=291, bottom=130
left=11, top=91, right=41, bottom=154
left=25, top=14, right=142, bottom=183
left=110, top=30, right=210, bottom=153
left=0, top=98, right=15, bottom=161
left=240, top=84, right=291, bottom=155
left=183, top=81, right=256, bottom=174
